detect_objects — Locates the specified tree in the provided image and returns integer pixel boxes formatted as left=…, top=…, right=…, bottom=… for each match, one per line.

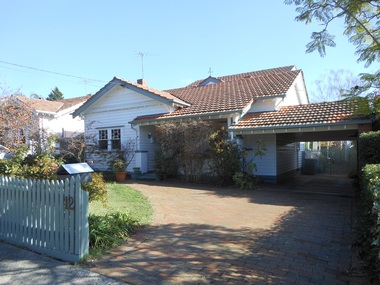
left=310, top=69, right=363, bottom=102
left=285, top=0, right=380, bottom=118
left=47, top=87, right=64, bottom=101
left=0, top=94, right=38, bottom=149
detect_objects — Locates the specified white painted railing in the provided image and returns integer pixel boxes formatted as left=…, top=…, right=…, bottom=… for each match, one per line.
left=0, top=175, right=88, bottom=262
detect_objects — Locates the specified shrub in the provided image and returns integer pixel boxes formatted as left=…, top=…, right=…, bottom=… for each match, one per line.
left=88, top=212, right=139, bottom=249
left=97, top=171, right=114, bottom=182
left=22, top=153, right=62, bottom=180
left=208, top=130, right=241, bottom=186
left=0, top=159, right=22, bottom=177
left=81, top=172, right=108, bottom=204
left=358, top=164, right=380, bottom=282
left=233, top=172, right=261, bottom=190
left=154, top=121, right=217, bottom=181
left=359, top=131, right=380, bottom=166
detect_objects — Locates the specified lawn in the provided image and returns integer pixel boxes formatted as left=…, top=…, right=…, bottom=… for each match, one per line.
left=85, top=182, right=153, bottom=260
left=89, top=182, right=153, bottom=225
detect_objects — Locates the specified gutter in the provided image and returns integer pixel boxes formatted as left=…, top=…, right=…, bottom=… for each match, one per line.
left=229, top=119, right=372, bottom=134
left=129, top=110, right=243, bottom=125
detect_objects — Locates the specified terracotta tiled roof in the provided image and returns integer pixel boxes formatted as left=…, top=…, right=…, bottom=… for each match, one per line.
left=114, top=77, right=189, bottom=106
left=14, top=95, right=91, bottom=114
left=186, top=65, right=297, bottom=87
left=14, top=96, right=63, bottom=113
left=232, top=100, right=363, bottom=129
left=57, top=94, right=92, bottom=109
left=160, top=66, right=301, bottom=118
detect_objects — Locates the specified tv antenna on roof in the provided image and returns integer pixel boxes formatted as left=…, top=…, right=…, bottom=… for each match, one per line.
left=135, top=51, right=158, bottom=79
left=208, top=67, right=213, bottom=77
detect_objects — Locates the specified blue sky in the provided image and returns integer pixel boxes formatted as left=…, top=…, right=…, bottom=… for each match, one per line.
left=0, top=0, right=373, bottom=101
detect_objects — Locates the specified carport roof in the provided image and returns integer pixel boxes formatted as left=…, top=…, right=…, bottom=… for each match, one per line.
left=230, top=100, right=370, bottom=132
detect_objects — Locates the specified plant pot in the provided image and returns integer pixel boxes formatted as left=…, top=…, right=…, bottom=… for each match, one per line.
left=115, top=171, right=127, bottom=182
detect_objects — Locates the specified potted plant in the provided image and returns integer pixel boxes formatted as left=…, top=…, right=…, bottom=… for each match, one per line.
left=132, top=167, right=141, bottom=179
left=113, top=158, right=127, bottom=182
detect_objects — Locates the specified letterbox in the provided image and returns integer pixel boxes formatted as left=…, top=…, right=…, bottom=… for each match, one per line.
left=56, top=162, right=94, bottom=183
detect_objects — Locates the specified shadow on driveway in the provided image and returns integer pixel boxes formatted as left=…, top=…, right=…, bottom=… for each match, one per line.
left=82, top=177, right=368, bottom=284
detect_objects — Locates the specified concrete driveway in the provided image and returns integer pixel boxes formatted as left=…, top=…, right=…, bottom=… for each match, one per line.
left=83, top=175, right=367, bottom=284
left=0, top=241, right=124, bottom=285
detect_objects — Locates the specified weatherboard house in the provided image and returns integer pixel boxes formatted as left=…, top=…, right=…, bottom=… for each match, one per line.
left=73, top=66, right=371, bottom=183
left=13, top=95, right=91, bottom=151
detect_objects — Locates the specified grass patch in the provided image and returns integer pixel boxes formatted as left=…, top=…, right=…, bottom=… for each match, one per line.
left=85, top=182, right=153, bottom=261
left=89, top=182, right=153, bottom=225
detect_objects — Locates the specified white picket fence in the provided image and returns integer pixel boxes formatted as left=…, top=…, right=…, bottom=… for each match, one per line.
left=0, top=175, right=89, bottom=262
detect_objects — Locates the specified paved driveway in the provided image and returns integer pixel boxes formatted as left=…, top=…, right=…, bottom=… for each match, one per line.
left=83, top=177, right=364, bottom=284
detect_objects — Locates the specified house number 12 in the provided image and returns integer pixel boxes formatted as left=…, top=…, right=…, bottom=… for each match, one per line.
left=64, top=196, right=75, bottom=210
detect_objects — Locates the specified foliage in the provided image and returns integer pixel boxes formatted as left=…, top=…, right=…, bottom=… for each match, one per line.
left=233, top=141, right=267, bottom=189
left=20, top=134, right=62, bottom=180
left=154, top=121, right=266, bottom=186
left=359, top=130, right=380, bottom=166
left=208, top=128, right=242, bottom=186
left=285, top=0, right=380, bottom=66
left=285, top=0, right=380, bottom=119
left=0, top=95, right=38, bottom=149
left=154, top=125, right=181, bottom=179
left=0, top=158, right=21, bottom=177
left=357, top=164, right=380, bottom=282
left=88, top=212, right=139, bottom=250
left=47, top=86, right=64, bottom=101
left=22, top=153, right=62, bottom=180
left=27, top=129, right=59, bottom=157
left=155, top=121, right=218, bottom=181
left=112, top=158, right=126, bottom=172
left=0, top=135, right=62, bottom=180
left=81, top=172, right=108, bottom=204
left=57, top=133, right=86, bottom=163
left=98, top=171, right=115, bottom=182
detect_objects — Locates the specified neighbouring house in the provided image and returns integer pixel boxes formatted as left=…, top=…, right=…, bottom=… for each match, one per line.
left=73, top=65, right=372, bottom=183
left=12, top=95, right=91, bottom=152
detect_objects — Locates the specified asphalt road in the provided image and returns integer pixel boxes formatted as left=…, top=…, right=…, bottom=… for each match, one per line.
left=0, top=241, right=127, bottom=285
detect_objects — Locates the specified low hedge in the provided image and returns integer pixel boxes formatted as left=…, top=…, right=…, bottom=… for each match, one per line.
left=359, top=131, right=380, bottom=165
left=358, top=164, right=380, bottom=282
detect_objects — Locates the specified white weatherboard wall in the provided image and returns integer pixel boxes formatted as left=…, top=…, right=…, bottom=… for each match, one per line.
left=83, top=86, right=174, bottom=171
left=282, top=73, right=309, bottom=106
left=40, top=105, right=86, bottom=136
left=245, top=134, right=277, bottom=180
left=249, top=98, right=283, bottom=113
left=276, top=134, right=299, bottom=179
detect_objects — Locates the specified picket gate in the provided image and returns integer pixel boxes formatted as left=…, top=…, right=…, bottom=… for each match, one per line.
left=0, top=175, right=89, bottom=262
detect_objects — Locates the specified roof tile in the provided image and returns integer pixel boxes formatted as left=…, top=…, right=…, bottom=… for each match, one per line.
left=160, top=66, right=301, bottom=118
left=233, top=100, right=363, bottom=129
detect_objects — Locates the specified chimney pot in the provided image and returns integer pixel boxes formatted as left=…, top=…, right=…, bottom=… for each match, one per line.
left=137, top=79, right=147, bottom=86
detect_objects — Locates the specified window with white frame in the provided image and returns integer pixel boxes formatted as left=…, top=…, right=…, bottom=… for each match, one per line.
left=98, top=128, right=121, bottom=151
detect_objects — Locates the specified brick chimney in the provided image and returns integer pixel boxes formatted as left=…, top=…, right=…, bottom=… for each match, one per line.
left=137, top=79, right=147, bottom=86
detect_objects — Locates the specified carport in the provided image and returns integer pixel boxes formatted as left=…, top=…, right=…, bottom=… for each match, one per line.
left=230, top=101, right=372, bottom=184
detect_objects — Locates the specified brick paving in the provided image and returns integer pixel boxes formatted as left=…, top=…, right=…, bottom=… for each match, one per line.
left=82, top=176, right=368, bottom=284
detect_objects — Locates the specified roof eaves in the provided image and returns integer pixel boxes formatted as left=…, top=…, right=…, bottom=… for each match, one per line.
left=120, top=82, right=190, bottom=107
left=131, top=110, right=242, bottom=125
left=73, top=79, right=117, bottom=117
left=255, top=94, right=286, bottom=100
left=229, top=118, right=372, bottom=131
left=35, top=110, right=58, bottom=116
